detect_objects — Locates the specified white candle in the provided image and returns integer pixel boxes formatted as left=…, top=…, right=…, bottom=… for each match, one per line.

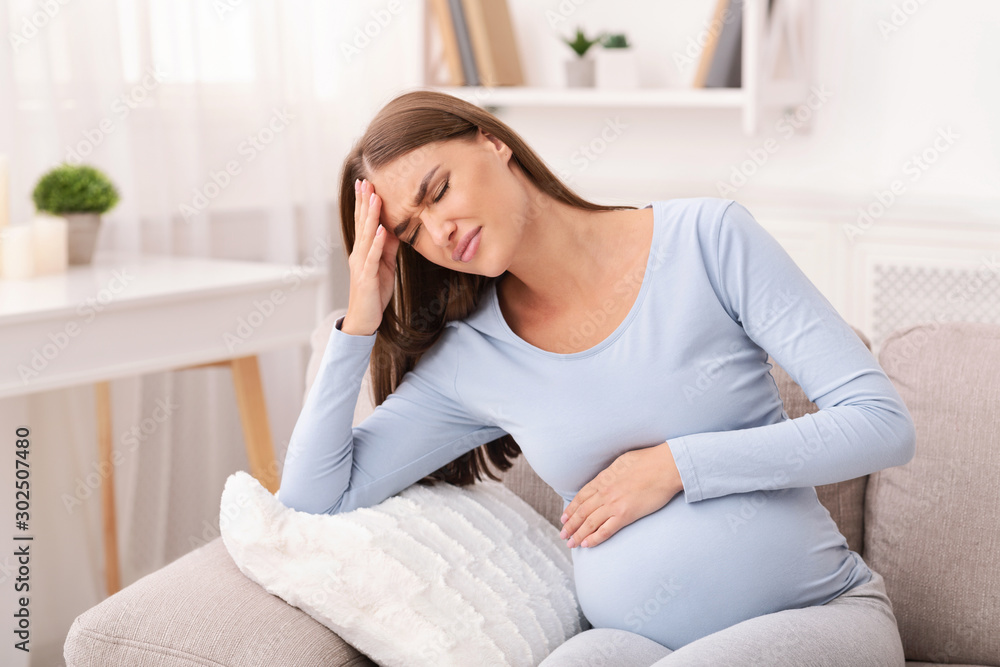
left=0, top=155, right=9, bottom=229
left=32, top=214, right=68, bottom=275
left=0, top=224, right=36, bottom=280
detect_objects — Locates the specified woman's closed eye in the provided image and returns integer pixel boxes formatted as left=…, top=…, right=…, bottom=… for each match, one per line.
left=408, top=179, right=449, bottom=245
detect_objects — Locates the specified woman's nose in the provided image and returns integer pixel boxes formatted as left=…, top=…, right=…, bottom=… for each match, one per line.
left=426, top=216, right=455, bottom=247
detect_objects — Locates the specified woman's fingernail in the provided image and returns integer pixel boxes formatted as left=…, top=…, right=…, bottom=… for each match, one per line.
left=559, top=529, right=567, bottom=539
left=566, top=538, right=576, bottom=548
left=369, top=193, right=376, bottom=205
left=354, top=178, right=359, bottom=192
left=560, top=513, right=568, bottom=523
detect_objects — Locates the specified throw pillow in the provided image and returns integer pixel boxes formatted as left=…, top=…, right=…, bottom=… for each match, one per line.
left=219, top=470, right=586, bottom=667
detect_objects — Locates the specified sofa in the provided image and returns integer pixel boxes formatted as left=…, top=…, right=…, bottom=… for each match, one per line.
left=63, top=312, right=1000, bottom=666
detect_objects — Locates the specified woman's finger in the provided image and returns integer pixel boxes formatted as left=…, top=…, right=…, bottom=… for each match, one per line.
left=354, top=179, right=364, bottom=233
left=363, top=190, right=380, bottom=244
left=364, top=225, right=385, bottom=280
left=357, top=180, right=371, bottom=240
left=567, top=504, right=615, bottom=548
left=577, top=513, right=622, bottom=549
left=363, top=211, right=385, bottom=280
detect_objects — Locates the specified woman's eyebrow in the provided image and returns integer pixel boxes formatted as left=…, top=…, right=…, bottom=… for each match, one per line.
left=390, top=164, right=440, bottom=237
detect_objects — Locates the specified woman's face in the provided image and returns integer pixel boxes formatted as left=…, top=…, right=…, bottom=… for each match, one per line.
left=369, top=128, right=529, bottom=277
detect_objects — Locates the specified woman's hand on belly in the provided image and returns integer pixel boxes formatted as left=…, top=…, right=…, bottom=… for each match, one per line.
left=559, top=441, right=683, bottom=549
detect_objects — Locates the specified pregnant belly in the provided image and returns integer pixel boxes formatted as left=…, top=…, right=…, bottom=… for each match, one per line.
left=568, top=486, right=868, bottom=650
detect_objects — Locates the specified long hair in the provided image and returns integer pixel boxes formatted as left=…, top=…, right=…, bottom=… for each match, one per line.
left=337, top=89, right=637, bottom=487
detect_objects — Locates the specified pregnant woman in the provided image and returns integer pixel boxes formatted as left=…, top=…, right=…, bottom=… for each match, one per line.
left=278, top=90, right=914, bottom=666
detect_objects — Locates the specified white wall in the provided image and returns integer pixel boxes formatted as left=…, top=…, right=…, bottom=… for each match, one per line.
left=192, top=0, right=999, bottom=244
left=491, top=0, right=999, bottom=215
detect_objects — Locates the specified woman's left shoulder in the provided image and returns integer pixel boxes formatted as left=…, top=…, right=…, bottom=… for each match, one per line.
left=655, top=196, right=740, bottom=216
left=652, top=197, right=745, bottom=234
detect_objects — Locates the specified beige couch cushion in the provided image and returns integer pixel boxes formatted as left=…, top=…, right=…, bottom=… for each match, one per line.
left=866, top=321, right=1000, bottom=664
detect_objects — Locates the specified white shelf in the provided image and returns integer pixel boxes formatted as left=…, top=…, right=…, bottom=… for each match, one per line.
left=423, top=86, right=747, bottom=109
left=420, top=0, right=814, bottom=136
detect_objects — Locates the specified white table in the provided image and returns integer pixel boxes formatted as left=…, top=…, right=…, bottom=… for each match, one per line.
left=0, top=254, right=324, bottom=596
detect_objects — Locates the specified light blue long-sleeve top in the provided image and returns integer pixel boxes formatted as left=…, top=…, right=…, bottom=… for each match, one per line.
left=277, top=197, right=916, bottom=650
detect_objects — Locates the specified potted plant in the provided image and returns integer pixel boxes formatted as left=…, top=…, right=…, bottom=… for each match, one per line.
left=562, top=27, right=604, bottom=88
left=32, top=164, right=120, bottom=265
left=595, top=32, right=640, bottom=90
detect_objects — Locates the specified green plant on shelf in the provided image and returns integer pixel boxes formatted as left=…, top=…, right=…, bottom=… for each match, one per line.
left=600, top=33, right=630, bottom=49
left=32, top=164, right=120, bottom=215
left=562, top=27, right=606, bottom=58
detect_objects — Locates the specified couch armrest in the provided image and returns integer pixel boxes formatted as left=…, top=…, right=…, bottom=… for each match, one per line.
left=64, top=537, right=376, bottom=667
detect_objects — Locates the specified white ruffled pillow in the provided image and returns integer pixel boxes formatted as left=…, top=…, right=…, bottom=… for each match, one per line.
left=219, top=470, right=586, bottom=667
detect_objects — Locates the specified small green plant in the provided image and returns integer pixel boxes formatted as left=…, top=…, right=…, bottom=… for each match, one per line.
left=562, top=27, right=605, bottom=58
left=601, top=33, right=630, bottom=49
left=32, top=164, right=120, bottom=215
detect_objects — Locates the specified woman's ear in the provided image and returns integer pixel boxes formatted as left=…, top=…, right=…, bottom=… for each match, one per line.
left=480, top=127, right=509, bottom=157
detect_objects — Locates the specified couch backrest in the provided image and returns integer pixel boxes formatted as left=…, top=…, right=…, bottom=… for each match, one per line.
left=865, top=321, right=1000, bottom=664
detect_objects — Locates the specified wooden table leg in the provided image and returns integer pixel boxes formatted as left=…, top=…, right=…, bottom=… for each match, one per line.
left=229, top=356, right=279, bottom=493
left=94, top=358, right=276, bottom=601
left=94, top=381, right=121, bottom=597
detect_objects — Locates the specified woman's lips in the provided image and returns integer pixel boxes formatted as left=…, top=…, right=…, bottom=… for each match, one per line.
left=453, top=226, right=482, bottom=262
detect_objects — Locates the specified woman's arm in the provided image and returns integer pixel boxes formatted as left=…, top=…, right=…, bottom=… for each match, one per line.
left=276, top=315, right=507, bottom=515
left=668, top=201, right=917, bottom=504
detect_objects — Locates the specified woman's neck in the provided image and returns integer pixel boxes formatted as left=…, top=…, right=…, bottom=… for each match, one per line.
left=502, top=198, right=646, bottom=314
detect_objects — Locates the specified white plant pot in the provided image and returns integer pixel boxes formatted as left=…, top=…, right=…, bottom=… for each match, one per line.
left=64, top=212, right=102, bottom=265
left=595, top=48, right=640, bottom=90
left=565, top=57, right=595, bottom=88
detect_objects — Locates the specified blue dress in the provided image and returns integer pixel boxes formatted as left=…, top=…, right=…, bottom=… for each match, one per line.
left=277, top=197, right=916, bottom=650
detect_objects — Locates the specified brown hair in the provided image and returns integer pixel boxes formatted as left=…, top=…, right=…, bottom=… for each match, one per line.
left=338, top=89, right=636, bottom=488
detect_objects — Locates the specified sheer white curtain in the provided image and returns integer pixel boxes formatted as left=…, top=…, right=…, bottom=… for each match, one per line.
left=0, top=0, right=422, bottom=662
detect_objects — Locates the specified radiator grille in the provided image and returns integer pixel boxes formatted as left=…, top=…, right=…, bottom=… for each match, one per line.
left=872, top=262, right=1000, bottom=350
